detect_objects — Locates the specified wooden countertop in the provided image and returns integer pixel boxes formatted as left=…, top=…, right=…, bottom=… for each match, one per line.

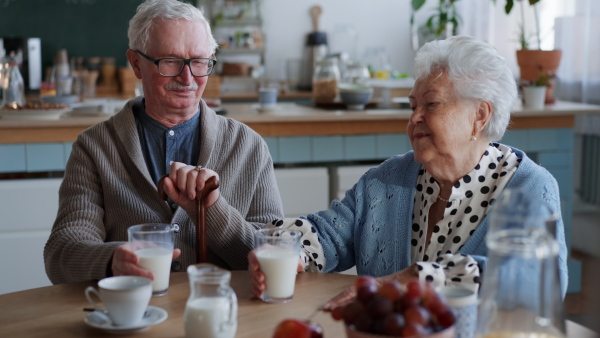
left=1, top=101, right=599, bottom=144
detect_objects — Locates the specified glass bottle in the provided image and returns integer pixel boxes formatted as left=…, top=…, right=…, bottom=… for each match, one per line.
left=2, top=54, right=25, bottom=108
left=476, top=188, right=566, bottom=338
left=312, top=57, right=340, bottom=104
left=184, top=264, right=238, bottom=338
left=342, top=62, right=371, bottom=85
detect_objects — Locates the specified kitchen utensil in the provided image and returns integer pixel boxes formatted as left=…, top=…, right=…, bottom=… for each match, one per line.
left=300, top=5, right=328, bottom=90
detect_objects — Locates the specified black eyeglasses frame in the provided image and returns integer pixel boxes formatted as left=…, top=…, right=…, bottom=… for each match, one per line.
left=135, top=50, right=217, bottom=77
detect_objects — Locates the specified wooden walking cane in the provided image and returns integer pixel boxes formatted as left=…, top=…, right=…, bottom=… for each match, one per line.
left=157, top=174, right=220, bottom=263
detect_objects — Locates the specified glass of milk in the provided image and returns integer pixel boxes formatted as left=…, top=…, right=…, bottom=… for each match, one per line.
left=127, top=223, right=175, bottom=296
left=254, top=228, right=302, bottom=303
left=184, top=264, right=237, bottom=338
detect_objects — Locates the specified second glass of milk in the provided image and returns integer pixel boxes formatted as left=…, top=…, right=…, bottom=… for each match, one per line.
left=254, top=228, right=302, bottom=303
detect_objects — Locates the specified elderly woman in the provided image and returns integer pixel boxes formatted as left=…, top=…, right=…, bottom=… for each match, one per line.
left=249, top=36, right=568, bottom=304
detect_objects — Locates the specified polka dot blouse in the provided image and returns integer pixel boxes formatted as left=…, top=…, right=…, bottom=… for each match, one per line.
left=412, top=143, right=520, bottom=290
left=263, top=143, right=520, bottom=290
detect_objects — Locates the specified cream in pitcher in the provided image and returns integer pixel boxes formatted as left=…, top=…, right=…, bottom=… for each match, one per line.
left=184, top=264, right=237, bottom=338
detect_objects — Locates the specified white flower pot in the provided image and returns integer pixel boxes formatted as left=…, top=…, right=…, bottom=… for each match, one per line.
left=522, top=86, right=546, bottom=110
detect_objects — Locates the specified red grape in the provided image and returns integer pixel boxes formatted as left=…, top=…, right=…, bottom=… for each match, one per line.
left=354, top=276, right=377, bottom=290
left=331, top=305, right=344, bottom=321
left=404, top=305, right=431, bottom=326
left=357, top=283, right=378, bottom=304
left=353, top=312, right=373, bottom=332
left=423, top=292, right=448, bottom=316
left=307, top=320, right=323, bottom=338
left=436, top=309, right=456, bottom=328
left=405, top=279, right=425, bottom=299
left=401, top=290, right=422, bottom=308
left=367, top=296, right=394, bottom=319
left=377, top=280, right=404, bottom=302
left=383, top=312, right=406, bottom=335
left=342, top=301, right=366, bottom=325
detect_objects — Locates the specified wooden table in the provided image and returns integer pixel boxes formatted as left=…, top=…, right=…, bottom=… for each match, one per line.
left=0, top=271, right=353, bottom=337
left=0, top=271, right=596, bottom=338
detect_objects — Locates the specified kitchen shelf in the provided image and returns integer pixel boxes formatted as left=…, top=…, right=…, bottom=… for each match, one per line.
left=218, top=47, right=265, bottom=54
left=214, top=18, right=261, bottom=27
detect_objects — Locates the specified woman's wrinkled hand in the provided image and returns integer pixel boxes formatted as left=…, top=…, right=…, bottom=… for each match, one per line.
left=248, top=249, right=304, bottom=300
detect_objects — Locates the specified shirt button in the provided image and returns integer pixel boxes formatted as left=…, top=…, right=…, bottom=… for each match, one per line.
left=171, top=203, right=178, bottom=209
left=171, top=223, right=180, bottom=233
left=169, top=130, right=175, bottom=136
left=171, top=261, right=181, bottom=272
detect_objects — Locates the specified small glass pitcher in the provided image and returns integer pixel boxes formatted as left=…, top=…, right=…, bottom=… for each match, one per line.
left=476, top=188, right=566, bottom=338
left=184, top=264, right=237, bottom=338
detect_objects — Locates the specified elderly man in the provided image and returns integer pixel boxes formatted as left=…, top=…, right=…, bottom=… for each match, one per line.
left=44, top=0, right=283, bottom=284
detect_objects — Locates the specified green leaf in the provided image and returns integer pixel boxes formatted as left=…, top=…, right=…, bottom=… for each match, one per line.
left=412, top=0, right=426, bottom=11
left=505, top=0, right=514, bottom=14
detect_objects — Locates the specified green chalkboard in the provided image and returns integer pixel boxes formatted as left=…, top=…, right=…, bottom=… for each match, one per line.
left=0, top=0, right=145, bottom=73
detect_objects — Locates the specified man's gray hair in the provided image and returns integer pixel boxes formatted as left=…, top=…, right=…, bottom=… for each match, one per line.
left=128, top=0, right=218, bottom=54
left=413, top=35, right=518, bottom=141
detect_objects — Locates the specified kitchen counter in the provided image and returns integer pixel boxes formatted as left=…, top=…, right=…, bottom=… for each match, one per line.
left=1, top=100, right=599, bottom=143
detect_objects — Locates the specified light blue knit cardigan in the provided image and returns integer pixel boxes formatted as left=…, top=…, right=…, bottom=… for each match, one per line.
left=306, top=146, right=568, bottom=297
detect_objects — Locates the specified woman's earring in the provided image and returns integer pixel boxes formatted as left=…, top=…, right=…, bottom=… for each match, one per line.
left=471, top=135, right=477, bottom=141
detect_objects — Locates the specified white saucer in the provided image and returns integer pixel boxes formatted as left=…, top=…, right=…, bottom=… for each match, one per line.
left=84, top=305, right=168, bottom=334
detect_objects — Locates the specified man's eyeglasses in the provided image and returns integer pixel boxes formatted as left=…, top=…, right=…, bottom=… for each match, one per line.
left=136, top=50, right=217, bottom=77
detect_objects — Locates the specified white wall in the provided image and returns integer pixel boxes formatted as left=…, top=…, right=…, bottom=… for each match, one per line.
left=260, top=0, right=414, bottom=81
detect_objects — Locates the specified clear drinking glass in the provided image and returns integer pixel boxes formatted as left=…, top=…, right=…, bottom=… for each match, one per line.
left=127, top=223, right=174, bottom=296
left=476, top=188, right=566, bottom=338
left=254, top=228, right=302, bottom=303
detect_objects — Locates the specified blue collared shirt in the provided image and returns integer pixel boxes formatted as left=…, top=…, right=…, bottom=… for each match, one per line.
left=134, top=99, right=201, bottom=210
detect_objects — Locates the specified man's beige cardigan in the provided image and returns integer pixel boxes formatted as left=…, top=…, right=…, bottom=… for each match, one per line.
left=44, top=97, right=284, bottom=284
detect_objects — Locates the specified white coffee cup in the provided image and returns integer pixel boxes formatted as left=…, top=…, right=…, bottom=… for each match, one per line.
left=258, top=88, right=278, bottom=110
left=85, top=276, right=153, bottom=326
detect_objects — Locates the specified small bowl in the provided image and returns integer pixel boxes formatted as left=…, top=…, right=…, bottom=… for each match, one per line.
left=345, top=325, right=455, bottom=338
left=41, top=94, right=79, bottom=107
left=338, top=84, right=374, bottom=110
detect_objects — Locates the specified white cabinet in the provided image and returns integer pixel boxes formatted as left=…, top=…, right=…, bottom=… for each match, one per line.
left=332, top=165, right=376, bottom=201
left=0, top=178, right=60, bottom=294
left=274, top=167, right=329, bottom=218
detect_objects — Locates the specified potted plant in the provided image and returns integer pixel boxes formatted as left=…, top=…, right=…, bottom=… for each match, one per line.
left=520, top=69, right=556, bottom=108
left=494, top=0, right=561, bottom=103
left=410, top=0, right=460, bottom=50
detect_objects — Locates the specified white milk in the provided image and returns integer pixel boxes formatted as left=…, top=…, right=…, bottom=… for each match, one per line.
left=256, top=248, right=299, bottom=299
left=135, top=247, right=172, bottom=292
left=184, top=297, right=237, bottom=338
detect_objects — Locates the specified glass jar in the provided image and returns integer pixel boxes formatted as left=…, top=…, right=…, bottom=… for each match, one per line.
left=2, top=56, right=25, bottom=108
left=342, top=62, right=371, bottom=85
left=312, top=57, right=340, bottom=104
left=184, top=264, right=238, bottom=338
